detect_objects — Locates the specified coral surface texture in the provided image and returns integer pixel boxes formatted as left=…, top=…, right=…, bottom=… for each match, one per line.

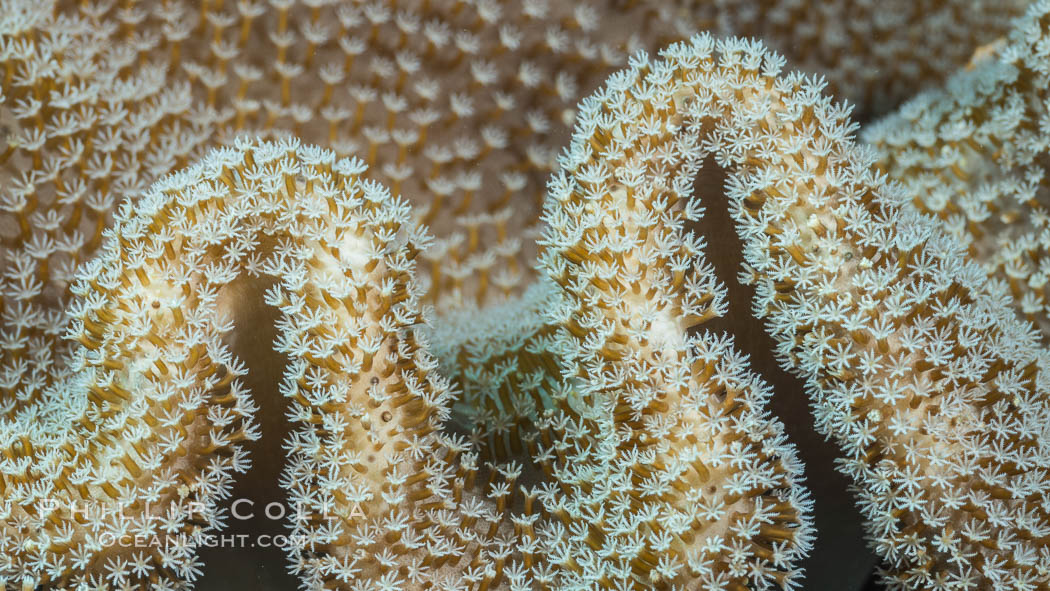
left=1, top=1, right=1049, bottom=591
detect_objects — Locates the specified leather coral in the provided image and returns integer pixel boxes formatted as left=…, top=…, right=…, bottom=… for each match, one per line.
left=3, top=1, right=1050, bottom=591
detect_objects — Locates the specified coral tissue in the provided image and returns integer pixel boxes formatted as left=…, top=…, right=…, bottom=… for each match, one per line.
left=2, top=1, right=1050, bottom=591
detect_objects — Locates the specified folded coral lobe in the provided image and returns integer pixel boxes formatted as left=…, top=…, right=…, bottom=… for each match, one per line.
left=0, top=137, right=502, bottom=591
left=866, top=0, right=1050, bottom=341
left=520, top=36, right=819, bottom=589
left=541, top=31, right=1050, bottom=590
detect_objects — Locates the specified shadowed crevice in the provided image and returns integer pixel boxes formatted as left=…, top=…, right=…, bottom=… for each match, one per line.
left=688, top=156, right=879, bottom=591
left=196, top=275, right=299, bottom=591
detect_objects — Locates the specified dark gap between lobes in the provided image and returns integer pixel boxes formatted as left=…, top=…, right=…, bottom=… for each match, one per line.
left=687, top=156, right=879, bottom=591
